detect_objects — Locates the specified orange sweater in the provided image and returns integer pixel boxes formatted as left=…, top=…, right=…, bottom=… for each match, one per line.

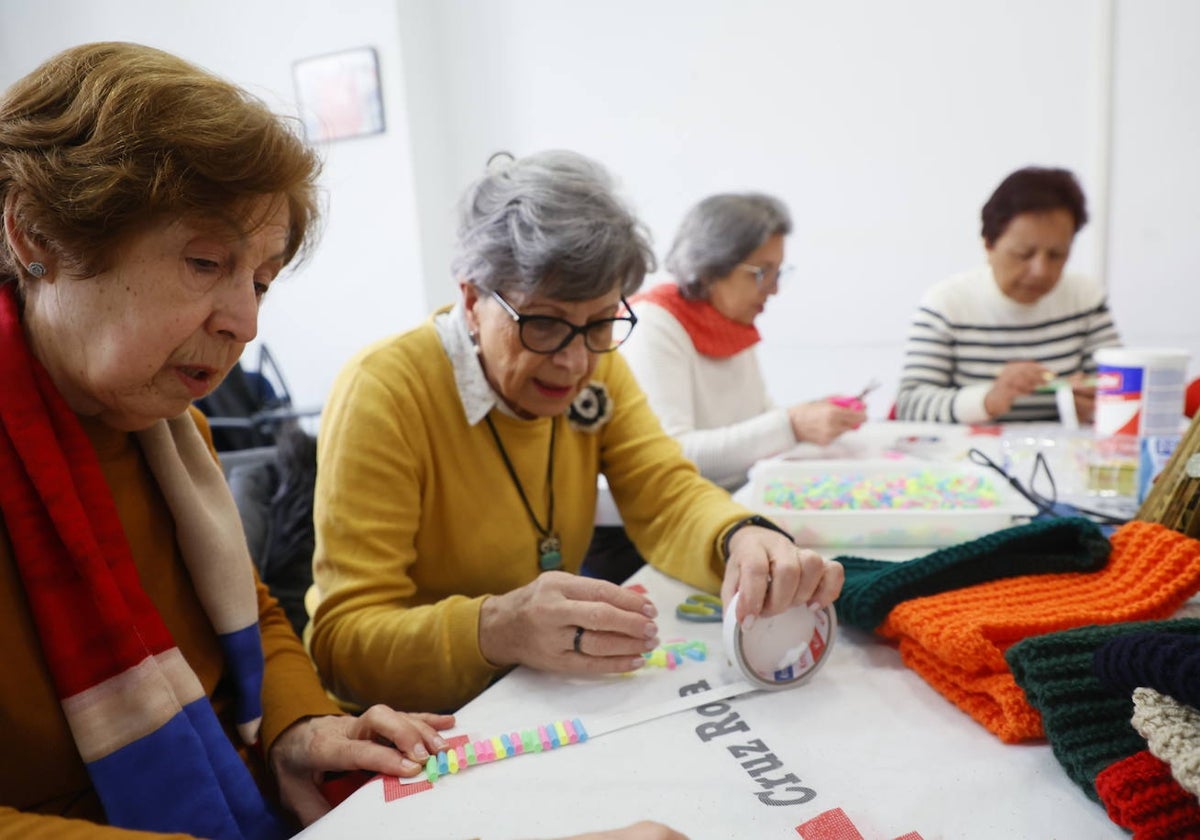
left=0, top=410, right=341, bottom=839
left=879, top=521, right=1200, bottom=743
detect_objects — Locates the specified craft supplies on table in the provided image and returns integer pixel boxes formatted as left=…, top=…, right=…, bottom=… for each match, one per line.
left=722, top=593, right=836, bottom=691
left=745, top=458, right=1038, bottom=547
left=294, top=565, right=1129, bottom=840
left=675, top=592, right=723, bottom=622
left=421, top=718, right=588, bottom=783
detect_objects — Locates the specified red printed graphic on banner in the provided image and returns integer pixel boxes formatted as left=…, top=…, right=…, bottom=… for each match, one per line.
left=382, top=776, right=432, bottom=802
left=796, top=808, right=863, bottom=840
left=796, top=807, right=925, bottom=840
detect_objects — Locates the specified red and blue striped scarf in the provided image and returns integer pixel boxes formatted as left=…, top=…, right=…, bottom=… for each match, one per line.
left=0, top=284, right=288, bottom=839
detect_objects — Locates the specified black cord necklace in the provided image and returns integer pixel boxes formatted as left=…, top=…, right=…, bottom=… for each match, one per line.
left=483, top=414, right=562, bottom=571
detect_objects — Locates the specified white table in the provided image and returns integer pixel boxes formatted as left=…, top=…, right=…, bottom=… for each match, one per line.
left=296, top=564, right=1126, bottom=839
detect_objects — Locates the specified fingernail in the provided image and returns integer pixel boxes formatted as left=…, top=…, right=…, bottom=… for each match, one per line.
left=644, top=622, right=657, bottom=638
left=742, top=614, right=757, bottom=631
left=433, top=738, right=448, bottom=752
left=412, top=744, right=428, bottom=761
left=399, top=757, right=420, bottom=773
left=642, top=603, right=658, bottom=618
left=628, top=657, right=645, bottom=669
left=644, top=637, right=660, bottom=651
left=807, top=600, right=821, bottom=611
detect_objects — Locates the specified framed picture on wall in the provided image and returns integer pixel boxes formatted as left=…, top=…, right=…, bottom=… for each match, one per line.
left=293, top=46, right=385, bottom=143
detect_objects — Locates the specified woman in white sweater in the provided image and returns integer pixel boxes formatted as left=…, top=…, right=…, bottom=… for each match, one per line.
left=581, top=194, right=863, bottom=582
left=622, top=193, right=864, bottom=490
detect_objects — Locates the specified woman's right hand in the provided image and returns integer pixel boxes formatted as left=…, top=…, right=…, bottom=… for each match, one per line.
left=984, top=361, right=1052, bottom=417
left=478, top=571, right=659, bottom=674
left=555, top=821, right=689, bottom=839
left=787, top=401, right=865, bottom=446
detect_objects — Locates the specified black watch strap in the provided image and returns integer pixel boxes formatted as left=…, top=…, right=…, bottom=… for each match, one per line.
left=721, top=514, right=794, bottom=560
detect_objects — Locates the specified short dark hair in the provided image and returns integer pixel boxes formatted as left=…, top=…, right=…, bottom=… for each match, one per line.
left=980, top=167, right=1088, bottom=246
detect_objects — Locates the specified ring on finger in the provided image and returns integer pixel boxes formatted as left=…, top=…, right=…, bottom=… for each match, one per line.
left=573, top=626, right=585, bottom=655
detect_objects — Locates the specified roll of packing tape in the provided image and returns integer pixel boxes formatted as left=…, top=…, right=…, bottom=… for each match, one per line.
left=722, top=592, right=837, bottom=691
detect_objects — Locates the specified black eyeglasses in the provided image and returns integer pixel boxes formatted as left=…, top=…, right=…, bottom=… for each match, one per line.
left=491, top=291, right=638, bottom=354
left=738, top=262, right=794, bottom=292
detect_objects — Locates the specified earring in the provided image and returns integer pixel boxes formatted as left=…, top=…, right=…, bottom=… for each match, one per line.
left=468, top=330, right=482, bottom=356
left=27, top=262, right=46, bottom=278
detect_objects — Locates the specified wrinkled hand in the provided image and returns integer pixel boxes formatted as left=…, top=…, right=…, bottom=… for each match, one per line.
left=788, top=400, right=865, bottom=446
left=553, top=821, right=690, bottom=840
left=270, top=706, right=455, bottom=826
left=721, top=526, right=844, bottom=624
left=1068, top=371, right=1097, bottom=424
left=478, top=571, right=658, bottom=675
left=985, top=361, right=1052, bottom=417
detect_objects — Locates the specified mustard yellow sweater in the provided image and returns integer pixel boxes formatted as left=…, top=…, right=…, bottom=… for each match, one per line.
left=309, top=318, right=751, bottom=712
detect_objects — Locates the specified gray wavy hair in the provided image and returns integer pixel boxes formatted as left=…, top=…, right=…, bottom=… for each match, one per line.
left=451, top=150, right=655, bottom=301
left=665, top=193, right=792, bottom=300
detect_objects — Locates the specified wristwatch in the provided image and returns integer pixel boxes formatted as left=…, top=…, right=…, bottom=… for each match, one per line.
left=721, top=514, right=794, bottom=560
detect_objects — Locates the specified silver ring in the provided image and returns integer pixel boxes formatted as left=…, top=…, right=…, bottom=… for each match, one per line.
left=573, top=626, right=585, bottom=655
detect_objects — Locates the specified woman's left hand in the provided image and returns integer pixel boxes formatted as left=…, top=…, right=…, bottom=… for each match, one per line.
left=1067, top=371, right=1097, bottom=424
left=269, top=706, right=455, bottom=826
left=720, top=526, right=844, bottom=625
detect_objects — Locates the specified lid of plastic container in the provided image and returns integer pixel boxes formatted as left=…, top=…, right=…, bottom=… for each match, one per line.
left=722, top=592, right=837, bottom=691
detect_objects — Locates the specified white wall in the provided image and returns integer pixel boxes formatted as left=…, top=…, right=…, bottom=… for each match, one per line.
left=0, top=0, right=430, bottom=411
left=2, top=0, right=1198, bottom=419
left=1107, top=0, right=1200, bottom=362
left=396, top=0, right=1118, bottom=417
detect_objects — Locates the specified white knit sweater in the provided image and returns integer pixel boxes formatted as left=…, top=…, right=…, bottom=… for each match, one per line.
left=620, top=302, right=795, bottom=490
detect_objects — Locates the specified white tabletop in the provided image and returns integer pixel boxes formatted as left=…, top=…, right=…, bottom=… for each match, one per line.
left=296, top=563, right=1125, bottom=840
left=298, top=420, right=1138, bottom=838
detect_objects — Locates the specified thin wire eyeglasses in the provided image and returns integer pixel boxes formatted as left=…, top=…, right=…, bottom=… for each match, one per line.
left=491, top=291, right=638, bottom=355
left=967, top=447, right=1128, bottom=526
left=738, top=262, right=794, bottom=291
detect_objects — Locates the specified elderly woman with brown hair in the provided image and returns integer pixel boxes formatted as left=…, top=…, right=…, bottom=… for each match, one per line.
left=896, top=166, right=1122, bottom=423
left=0, top=42, right=461, bottom=839
left=308, top=151, right=844, bottom=716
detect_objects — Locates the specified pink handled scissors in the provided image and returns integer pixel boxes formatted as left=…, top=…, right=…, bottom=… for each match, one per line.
left=829, top=379, right=880, bottom=412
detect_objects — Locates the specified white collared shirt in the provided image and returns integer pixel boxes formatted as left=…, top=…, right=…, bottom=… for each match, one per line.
left=432, top=301, right=520, bottom=424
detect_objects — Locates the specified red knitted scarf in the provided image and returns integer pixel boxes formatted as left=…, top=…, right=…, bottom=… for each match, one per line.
left=0, top=283, right=282, bottom=839
left=632, top=283, right=760, bottom=358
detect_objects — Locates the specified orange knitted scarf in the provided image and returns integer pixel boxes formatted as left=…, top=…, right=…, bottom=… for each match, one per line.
left=879, top=521, right=1200, bottom=743
left=632, top=283, right=760, bottom=358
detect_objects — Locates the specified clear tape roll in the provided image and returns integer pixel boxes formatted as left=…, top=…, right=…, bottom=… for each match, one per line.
left=722, top=591, right=837, bottom=691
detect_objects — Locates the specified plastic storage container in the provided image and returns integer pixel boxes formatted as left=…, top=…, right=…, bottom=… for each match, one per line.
left=744, top=459, right=1039, bottom=548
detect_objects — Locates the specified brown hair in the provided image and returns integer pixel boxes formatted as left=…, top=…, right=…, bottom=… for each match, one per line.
left=0, top=41, right=321, bottom=282
left=980, top=167, right=1088, bottom=247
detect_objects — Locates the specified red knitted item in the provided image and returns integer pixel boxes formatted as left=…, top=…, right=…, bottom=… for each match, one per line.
left=632, top=283, right=760, bottom=358
left=1095, top=750, right=1200, bottom=839
left=879, top=521, right=1200, bottom=742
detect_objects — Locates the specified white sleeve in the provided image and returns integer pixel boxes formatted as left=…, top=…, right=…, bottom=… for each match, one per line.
left=621, top=305, right=795, bottom=489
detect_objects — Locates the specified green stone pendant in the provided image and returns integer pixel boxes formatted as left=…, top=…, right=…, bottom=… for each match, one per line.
left=538, top=534, right=563, bottom=571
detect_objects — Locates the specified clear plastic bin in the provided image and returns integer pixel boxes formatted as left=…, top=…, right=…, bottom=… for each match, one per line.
left=744, top=458, right=1039, bottom=548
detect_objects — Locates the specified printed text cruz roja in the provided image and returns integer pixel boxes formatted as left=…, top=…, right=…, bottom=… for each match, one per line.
left=681, top=679, right=817, bottom=806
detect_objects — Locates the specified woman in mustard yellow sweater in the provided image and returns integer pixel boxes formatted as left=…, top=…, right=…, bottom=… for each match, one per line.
left=309, top=151, right=844, bottom=714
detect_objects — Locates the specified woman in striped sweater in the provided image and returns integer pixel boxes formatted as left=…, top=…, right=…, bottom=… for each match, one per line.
left=896, top=167, right=1121, bottom=424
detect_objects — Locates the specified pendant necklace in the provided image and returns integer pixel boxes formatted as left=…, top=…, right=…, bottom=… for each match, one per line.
left=483, top=414, right=562, bottom=571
